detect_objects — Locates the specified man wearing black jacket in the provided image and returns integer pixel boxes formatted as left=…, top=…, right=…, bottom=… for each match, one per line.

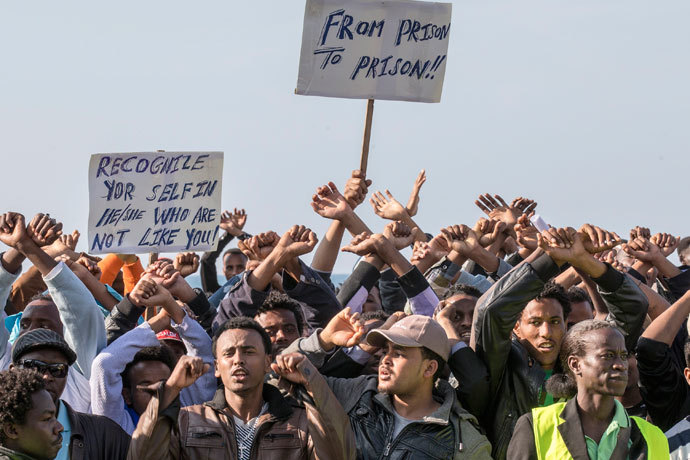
left=470, top=226, right=648, bottom=460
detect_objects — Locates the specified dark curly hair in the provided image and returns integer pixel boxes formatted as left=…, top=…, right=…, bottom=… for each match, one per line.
left=442, top=284, right=482, bottom=301
left=534, top=282, right=571, bottom=319
left=255, top=291, right=305, bottom=337
left=545, top=319, right=623, bottom=399
left=567, top=286, right=592, bottom=307
left=360, top=310, right=390, bottom=322
left=0, top=368, right=46, bottom=442
left=213, top=317, right=272, bottom=358
left=122, top=346, right=176, bottom=390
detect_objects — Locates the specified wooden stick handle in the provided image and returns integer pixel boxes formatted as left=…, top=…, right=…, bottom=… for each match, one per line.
left=359, top=99, right=375, bottom=176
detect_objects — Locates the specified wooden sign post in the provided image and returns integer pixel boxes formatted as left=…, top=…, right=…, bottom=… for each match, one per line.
left=359, top=99, right=375, bottom=175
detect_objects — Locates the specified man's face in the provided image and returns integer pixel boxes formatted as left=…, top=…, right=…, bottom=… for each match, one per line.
left=5, top=389, right=63, bottom=460
left=362, top=286, right=382, bottom=313
left=570, top=328, right=628, bottom=396
left=255, top=309, right=300, bottom=356
left=20, top=301, right=63, bottom=336
left=377, top=342, right=435, bottom=396
left=13, top=349, right=69, bottom=406
left=123, top=361, right=171, bottom=415
left=215, top=328, right=270, bottom=394
left=514, top=299, right=565, bottom=370
left=567, top=301, right=594, bottom=330
left=440, top=294, right=477, bottom=345
left=223, top=253, right=247, bottom=280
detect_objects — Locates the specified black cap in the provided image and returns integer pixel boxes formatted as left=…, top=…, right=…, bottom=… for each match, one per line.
left=12, top=329, right=77, bottom=366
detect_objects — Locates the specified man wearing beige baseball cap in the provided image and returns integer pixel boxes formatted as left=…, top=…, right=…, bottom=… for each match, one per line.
left=283, top=308, right=492, bottom=459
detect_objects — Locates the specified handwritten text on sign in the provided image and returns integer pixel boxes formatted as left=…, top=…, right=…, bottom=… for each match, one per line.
left=296, top=0, right=451, bottom=103
left=88, top=152, right=224, bottom=254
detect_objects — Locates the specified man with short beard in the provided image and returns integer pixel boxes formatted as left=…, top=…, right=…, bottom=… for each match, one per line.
left=127, top=317, right=354, bottom=459
left=285, top=310, right=492, bottom=459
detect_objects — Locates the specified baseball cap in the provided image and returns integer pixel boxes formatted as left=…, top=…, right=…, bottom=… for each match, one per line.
left=366, top=315, right=450, bottom=361
left=156, top=329, right=183, bottom=343
left=12, top=329, right=77, bottom=365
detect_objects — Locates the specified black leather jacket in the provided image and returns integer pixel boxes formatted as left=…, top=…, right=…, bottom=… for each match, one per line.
left=285, top=332, right=492, bottom=459
left=63, top=400, right=130, bottom=460
left=470, top=252, right=648, bottom=460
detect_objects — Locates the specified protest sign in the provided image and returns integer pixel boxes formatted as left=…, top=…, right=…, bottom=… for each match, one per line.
left=296, top=0, right=452, bottom=103
left=87, top=152, right=224, bottom=254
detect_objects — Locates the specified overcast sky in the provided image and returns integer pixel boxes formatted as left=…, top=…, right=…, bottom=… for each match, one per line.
left=1, top=0, right=688, bottom=273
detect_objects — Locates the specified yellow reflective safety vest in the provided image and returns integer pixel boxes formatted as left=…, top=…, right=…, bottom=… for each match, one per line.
left=531, top=401, right=669, bottom=460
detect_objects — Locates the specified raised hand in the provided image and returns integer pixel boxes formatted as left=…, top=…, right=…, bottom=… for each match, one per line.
left=310, top=182, right=352, bottom=221
left=630, top=226, right=651, bottom=241
left=475, top=194, right=523, bottom=229
left=622, top=237, right=663, bottom=264
left=129, top=276, right=159, bottom=307
left=219, top=208, right=247, bottom=237
left=238, top=231, right=279, bottom=261
left=343, top=169, right=372, bottom=210
left=537, top=227, right=593, bottom=267
left=341, top=232, right=382, bottom=257
left=440, top=224, right=481, bottom=257
left=173, top=252, right=200, bottom=277
left=271, top=353, right=318, bottom=386
left=651, top=233, right=680, bottom=257
left=510, top=197, right=537, bottom=216
left=53, top=230, right=80, bottom=252
left=275, top=225, right=318, bottom=259
left=165, top=355, right=210, bottom=391
left=74, top=255, right=102, bottom=279
left=318, top=307, right=365, bottom=351
left=579, top=224, right=622, bottom=253
left=26, top=213, right=62, bottom=247
left=405, top=169, right=426, bottom=217
left=514, top=214, right=539, bottom=251
left=473, top=217, right=506, bottom=248
left=383, top=221, right=414, bottom=250
left=0, top=212, right=29, bottom=248
left=370, top=190, right=408, bottom=221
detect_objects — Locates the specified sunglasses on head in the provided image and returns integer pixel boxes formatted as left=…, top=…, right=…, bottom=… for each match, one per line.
left=18, top=359, right=68, bottom=378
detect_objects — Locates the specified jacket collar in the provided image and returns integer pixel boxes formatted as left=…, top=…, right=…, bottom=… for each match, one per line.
left=555, top=398, right=590, bottom=460
left=206, top=384, right=293, bottom=420
left=556, top=398, right=631, bottom=460
left=374, top=379, right=456, bottom=426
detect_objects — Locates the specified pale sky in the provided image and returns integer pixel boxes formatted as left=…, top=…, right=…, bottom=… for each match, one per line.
left=1, top=1, right=688, bottom=273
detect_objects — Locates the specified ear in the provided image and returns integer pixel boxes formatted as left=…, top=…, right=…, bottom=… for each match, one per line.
left=122, top=387, right=132, bottom=406
left=2, top=423, right=18, bottom=441
left=214, top=359, right=220, bottom=379
left=8, top=363, right=14, bottom=371
left=513, top=320, right=522, bottom=339
left=684, top=367, right=690, bottom=386
left=568, top=355, right=581, bottom=377
left=423, top=359, right=439, bottom=379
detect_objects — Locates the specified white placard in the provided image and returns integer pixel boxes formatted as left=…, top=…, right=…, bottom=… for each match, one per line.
left=88, top=152, right=224, bottom=254
left=296, top=0, right=452, bottom=103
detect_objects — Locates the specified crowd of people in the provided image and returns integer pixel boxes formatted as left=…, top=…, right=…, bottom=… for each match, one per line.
left=0, top=169, right=688, bottom=459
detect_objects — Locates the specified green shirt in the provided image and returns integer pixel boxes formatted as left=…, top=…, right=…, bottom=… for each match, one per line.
left=539, top=369, right=555, bottom=407
left=584, top=400, right=632, bottom=460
